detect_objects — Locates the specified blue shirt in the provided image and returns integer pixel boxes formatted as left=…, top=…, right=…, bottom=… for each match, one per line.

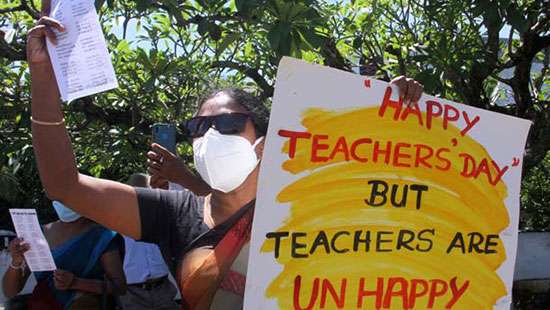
left=123, top=237, right=170, bottom=284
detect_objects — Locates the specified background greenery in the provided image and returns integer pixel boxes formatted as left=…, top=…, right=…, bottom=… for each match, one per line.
left=0, top=0, right=549, bottom=231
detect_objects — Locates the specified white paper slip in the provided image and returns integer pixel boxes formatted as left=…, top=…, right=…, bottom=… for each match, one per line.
left=46, top=0, right=118, bottom=102
left=9, top=209, right=56, bottom=272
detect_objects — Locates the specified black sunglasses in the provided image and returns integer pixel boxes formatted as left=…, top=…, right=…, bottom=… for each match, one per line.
left=182, top=112, right=251, bottom=140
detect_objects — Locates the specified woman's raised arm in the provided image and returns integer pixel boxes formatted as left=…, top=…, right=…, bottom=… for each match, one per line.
left=28, top=16, right=141, bottom=239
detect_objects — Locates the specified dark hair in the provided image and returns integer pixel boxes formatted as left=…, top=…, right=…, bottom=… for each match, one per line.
left=197, top=88, right=270, bottom=137
left=127, top=173, right=149, bottom=188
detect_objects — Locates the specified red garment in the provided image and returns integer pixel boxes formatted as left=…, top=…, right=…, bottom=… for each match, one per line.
left=27, top=280, right=63, bottom=310
left=178, top=206, right=254, bottom=310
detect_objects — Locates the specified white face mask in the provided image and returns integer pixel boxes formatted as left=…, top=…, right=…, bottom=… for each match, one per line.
left=52, top=201, right=82, bottom=223
left=193, top=128, right=263, bottom=193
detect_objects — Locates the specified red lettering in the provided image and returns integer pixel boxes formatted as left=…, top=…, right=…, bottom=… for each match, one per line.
left=427, top=279, right=448, bottom=308
left=357, top=277, right=383, bottom=309
left=414, top=144, right=434, bottom=168
left=435, top=148, right=451, bottom=171
left=329, top=136, right=350, bottom=162
left=400, top=102, right=424, bottom=126
left=476, top=159, right=492, bottom=184
left=382, top=277, right=409, bottom=309
left=373, top=141, right=392, bottom=164
left=459, top=153, right=476, bottom=178
left=426, top=100, right=442, bottom=130
left=350, top=138, right=372, bottom=163
left=379, top=87, right=403, bottom=120
left=393, top=143, right=412, bottom=168
left=293, top=275, right=319, bottom=310
left=311, top=135, right=330, bottom=162
left=408, top=279, right=429, bottom=308
left=461, top=112, right=480, bottom=136
left=443, top=104, right=460, bottom=129
left=446, top=277, right=470, bottom=308
left=490, top=160, right=508, bottom=186
left=320, top=278, right=347, bottom=309
left=278, top=130, right=312, bottom=159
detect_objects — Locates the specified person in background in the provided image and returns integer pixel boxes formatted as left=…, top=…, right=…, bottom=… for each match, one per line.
left=120, top=173, right=179, bottom=310
left=2, top=202, right=126, bottom=309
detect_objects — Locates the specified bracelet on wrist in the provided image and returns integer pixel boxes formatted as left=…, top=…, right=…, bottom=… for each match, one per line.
left=9, top=259, right=26, bottom=276
left=9, top=259, right=24, bottom=270
left=30, top=116, right=65, bottom=126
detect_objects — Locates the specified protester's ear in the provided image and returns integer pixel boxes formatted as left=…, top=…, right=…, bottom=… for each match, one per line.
left=255, top=137, right=265, bottom=160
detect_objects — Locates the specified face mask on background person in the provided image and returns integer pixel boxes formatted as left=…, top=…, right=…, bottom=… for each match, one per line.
left=52, top=201, right=82, bottom=223
left=193, top=128, right=263, bottom=193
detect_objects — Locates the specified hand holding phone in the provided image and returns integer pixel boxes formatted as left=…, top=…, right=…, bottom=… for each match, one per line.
left=152, top=123, right=177, bottom=154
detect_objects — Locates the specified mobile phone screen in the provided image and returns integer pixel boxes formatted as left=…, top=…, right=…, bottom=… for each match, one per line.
left=152, top=123, right=177, bottom=154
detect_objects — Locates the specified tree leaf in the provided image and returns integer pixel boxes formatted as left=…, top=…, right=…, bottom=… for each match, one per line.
left=216, top=32, right=239, bottom=57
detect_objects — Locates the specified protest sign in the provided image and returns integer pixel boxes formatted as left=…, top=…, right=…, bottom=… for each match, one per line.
left=244, top=57, right=532, bottom=309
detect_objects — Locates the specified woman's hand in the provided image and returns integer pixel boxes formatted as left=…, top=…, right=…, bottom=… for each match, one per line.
left=147, top=143, right=211, bottom=195
left=389, top=76, right=424, bottom=106
left=26, top=16, right=65, bottom=65
left=150, top=173, right=169, bottom=189
left=7, top=238, right=30, bottom=266
left=53, top=270, right=75, bottom=290
left=146, top=143, right=185, bottom=184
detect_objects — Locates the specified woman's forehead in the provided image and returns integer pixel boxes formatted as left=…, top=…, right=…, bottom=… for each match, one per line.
left=199, top=92, right=247, bottom=116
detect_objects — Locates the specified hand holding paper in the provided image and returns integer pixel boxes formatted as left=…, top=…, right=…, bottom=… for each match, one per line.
left=9, top=209, right=56, bottom=272
left=7, top=238, right=30, bottom=266
left=42, top=0, right=118, bottom=101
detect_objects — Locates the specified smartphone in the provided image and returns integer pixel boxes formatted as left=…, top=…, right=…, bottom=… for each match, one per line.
left=152, top=123, right=177, bottom=154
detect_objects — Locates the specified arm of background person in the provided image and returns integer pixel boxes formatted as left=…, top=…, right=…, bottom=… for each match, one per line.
left=2, top=239, right=31, bottom=299
left=28, top=8, right=141, bottom=239
left=69, top=250, right=127, bottom=295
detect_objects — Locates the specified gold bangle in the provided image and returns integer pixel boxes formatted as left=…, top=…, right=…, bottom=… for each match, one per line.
left=30, top=116, right=65, bottom=126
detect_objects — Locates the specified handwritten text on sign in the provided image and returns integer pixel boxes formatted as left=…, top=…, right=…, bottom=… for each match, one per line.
left=244, top=58, right=531, bottom=310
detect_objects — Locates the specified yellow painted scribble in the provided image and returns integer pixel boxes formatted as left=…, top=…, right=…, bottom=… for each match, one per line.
left=261, top=107, right=508, bottom=309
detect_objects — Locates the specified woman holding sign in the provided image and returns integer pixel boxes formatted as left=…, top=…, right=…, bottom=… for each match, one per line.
left=26, top=4, right=423, bottom=309
left=2, top=202, right=126, bottom=309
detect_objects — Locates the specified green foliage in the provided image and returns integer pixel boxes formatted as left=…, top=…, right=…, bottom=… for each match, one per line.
left=0, top=0, right=549, bottom=230
left=521, top=152, right=550, bottom=231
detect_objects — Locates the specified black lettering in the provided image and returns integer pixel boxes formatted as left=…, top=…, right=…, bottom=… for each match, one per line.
left=410, top=184, right=429, bottom=210
left=365, top=180, right=388, bottom=207
left=390, top=184, right=408, bottom=207
left=331, top=231, right=350, bottom=253
left=396, top=229, right=415, bottom=250
left=291, top=232, right=309, bottom=258
left=309, top=231, right=330, bottom=255
left=376, top=231, right=393, bottom=252
left=484, top=234, right=499, bottom=254
left=353, top=230, right=371, bottom=252
left=446, top=232, right=466, bottom=254
left=416, top=229, right=435, bottom=252
left=265, top=231, right=289, bottom=258
left=467, top=232, right=484, bottom=253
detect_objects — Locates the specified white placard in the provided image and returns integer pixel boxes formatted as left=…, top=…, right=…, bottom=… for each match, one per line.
left=46, top=0, right=118, bottom=102
left=244, top=57, right=532, bottom=309
left=9, top=209, right=56, bottom=272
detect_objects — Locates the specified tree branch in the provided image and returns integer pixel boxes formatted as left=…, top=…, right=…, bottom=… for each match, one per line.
left=211, top=60, right=274, bottom=98
left=0, top=5, right=25, bottom=14
left=0, top=39, right=25, bottom=61
left=21, top=0, right=40, bottom=19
